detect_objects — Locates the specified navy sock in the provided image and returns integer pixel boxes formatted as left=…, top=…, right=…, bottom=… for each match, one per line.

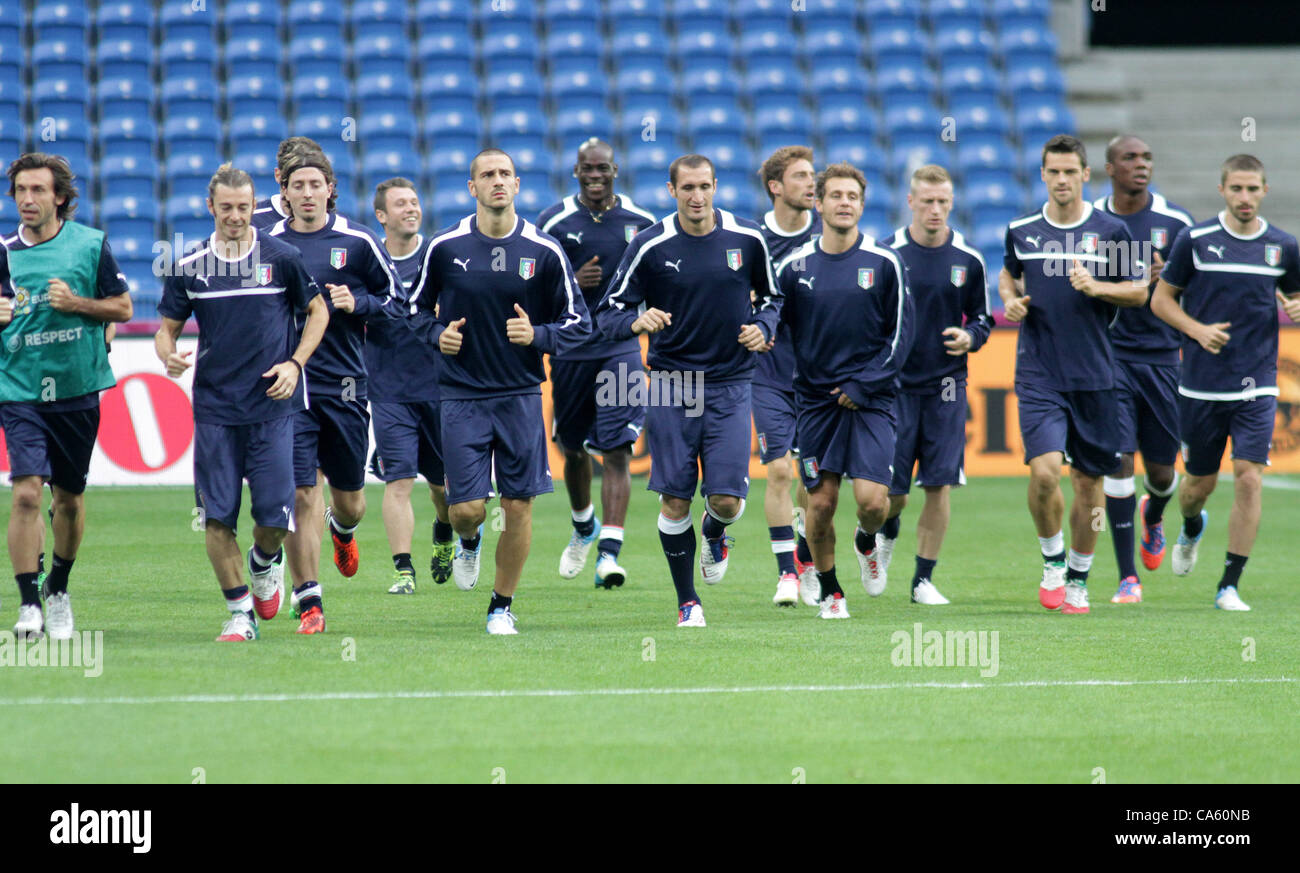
left=249, top=543, right=279, bottom=574
left=1106, top=494, right=1138, bottom=579
left=701, top=512, right=726, bottom=541
left=489, top=590, right=513, bottom=614
left=330, top=517, right=354, bottom=544
left=573, top=515, right=596, bottom=538
left=1144, top=490, right=1172, bottom=526
left=1044, top=550, right=1066, bottom=564
left=433, top=520, right=454, bottom=544
left=817, top=566, right=843, bottom=598
left=393, top=552, right=413, bottom=573
left=461, top=533, right=481, bottom=552
left=770, top=525, right=796, bottom=575
left=854, top=527, right=876, bottom=554
left=597, top=537, right=622, bottom=558
left=1219, top=552, right=1248, bottom=590
left=795, top=533, right=812, bottom=564
left=15, top=572, right=40, bottom=606
left=1183, top=510, right=1204, bottom=540
left=223, top=584, right=255, bottom=621
left=295, top=581, right=323, bottom=613
left=1066, top=567, right=1089, bottom=583
left=913, top=556, right=937, bottom=589
left=882, top=515, right=901, bottom=539
left=659, top=526, right=698, bottom=606
left=45, top=553, right=73, bottom=595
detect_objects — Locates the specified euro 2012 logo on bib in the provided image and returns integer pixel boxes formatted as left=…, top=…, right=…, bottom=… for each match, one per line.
left=518, top=258, right=536, bottom=280
left=329, top=248, right=347, bottom=269
left=13, top=285, right=31, bottom=315
left=858, top=268, right=874, bottom=289
left=1265, top=245, right=1281, bottom=267
left=726, top=249, right=743, bottom=271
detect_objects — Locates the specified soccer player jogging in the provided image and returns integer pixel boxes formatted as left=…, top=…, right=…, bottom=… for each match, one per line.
left=252, top=136, right=325, bottom=231
left=366, top=178, right=456, bottom=594
left=1150, top=154, right=1300, bottom=612
left=880, top=164, right=991, bottom=605
left=408, top=149, right=591, bottom=634
left=269, top=149, right=405, bottom=634
left=755, top=146, right=822, bottom=607
left=0, top=153, right=133, bottom=640
left=597, top=154, right=780, bottom=628
left=999, top=135, right=1148, bottom=615
left=537, top=139, right=655, bottom=589
left=155, top=164, right=329, bottom=642
left=776, top=163, right=910, bottom=619
left=1093, top=135, right=1194, bottom=604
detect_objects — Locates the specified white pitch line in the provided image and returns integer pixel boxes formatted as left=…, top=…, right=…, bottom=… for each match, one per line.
left=0, top=676, right=1293, bottom=706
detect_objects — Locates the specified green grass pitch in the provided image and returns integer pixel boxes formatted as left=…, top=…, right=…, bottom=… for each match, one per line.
left=0, top=475, right=1296, bottom=783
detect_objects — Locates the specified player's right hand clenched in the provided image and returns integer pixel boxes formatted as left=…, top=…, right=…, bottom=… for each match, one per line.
left=1194, top=321, right=1231, bottom=354
left=631, top=307, right=672, bottom=335
left=1004, top=295, right=1031, bottom=322
left=440, top=317, right=467, bottom=355
left=166, top=350, right=193, bottom=378
left=0, top=296, right=12, bottom=325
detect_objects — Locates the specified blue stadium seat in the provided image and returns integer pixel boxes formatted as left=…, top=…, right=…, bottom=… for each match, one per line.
left=509, top=144, right=554, bottom=176
left=546, top=0, right=601, bottom=25
left=732, top=0, right=792, bottom=30
left=351, top=0, right=410, bottom=37
left=33, top=78, right=90, bottom=122
left=556, top=107, right=612, bottom=146
left=166, top=192, right=210, bottom=223
left=225, top=38, right=280, bottom=80
left=473, top=0, right=538, bottom=25
left=227, top=76, right=284, bottom=120
left=0, top=68, right=21, bottom=115
left=870, top=26, right=928, bottom=69
left=96, top=76, right=153, bottom=124
left=163, top=115, right=220, bottom=156
left=356, top=73, right=415, bottom=117
left=1015, top=103, right=1074, bottom=142
left=353, top=34, right=410, bottom=78
left=805, top=27, right=865, bottom=68
left=32, top=41, right=88, bottom=81
left=947, top=91, right=1002, bottom=120
left=161, top=37, right=217, bottom=81
left=934, top=25, right=996, bottom=64
left=0, top=34, right=20, bottom=76
left=875, top=64, right=937, bottom=102
left=864, top=0, right=923, bottom=28
left=998, top=26, right=1058, bottom=66
left=679, top=67, right=739, bottom=104
left=109, top=236, right=157, bottom=270
left=614, top=65, right=675, bottom=104
left=229, top=114, right=288, bottom=153
left=823, top=138, right=888, bottom=176
left=1006, top=65, right=1065, bottom=100
left=361, top=151, right=421, bottom=193
left=165, top=151, right=220, bottom=195
left=627, top=143, right=674, bottom=177
left=927, top=0, right=985, bottom=29
left=293, top=112, right=343, bottom=142
left=884, top=104, right=942, bottom=137
left=809, top=66, right=872, bottom=106
left=754, top=106, right=811, bottom=143
left=956, top=140, right=1016, bottom=177
left=609, top=27, right=669, bottom=67
left=973, top=219, right=1013, bottom=251
left=736, top=28, right=794, bottom=66
left=676, top=31, right=730, bottom=69
left=688, top=106, right=747, bottom=138
left=415, top=0, right=471, bottom=27
left=423, top=109, right=481, bottom=145
left=96, top=39, right=151, bottom=82
left=97, top=1, right=153, bottom=45
left=607, top=0, right=667, bottom=27
left=803, top=0, right=857, bottom=26
left=160, top=0, right=214, bottom=42
left=359, top=113, right=418, bottom=154
left=416, top=30, right=474, bottom=69
left=991, top=0, right=1050, bottom=29
left=941, top=62, right=1000, bottom=99
left=288, top=36, right=346, bottom=79
left=485, top=72, right=543, bottom=112
left=617, top=105, right=678, bottom=146
left=292, top=75, right=351, bottom=118
left=480, top=32, right=540, bottom=78
left=631, top=183, right=672, bottom=214
left=100, top=117, right=157, bottom=161
left=101, top=155, right=159, bottom=198
left=162, top=78, right=218, bottom=119
left=225, top=0, right=280, bottom=43
left=744, top=66, right=807, bottom=103
left=102, top=195, right=159, bottom=230
left=818, top=105, right=880, bottom=139
left=859, top=208, right=893, bottom=240
left=420, top=70, right=478, bottom=116
left=287, top=0, right=343, bottom=40
left=544, top=30, right=601, bottom=74
left=550, top=70, right=608, bottom=105
left=888, top=139, right=949, bottom=178
left=488, top=110, right=549, bottom=142
left=965, top=177, right=1025, bottom=211
left=711, top=141, right=757, bottom=174
left=431, top=187, right=474, bottom=226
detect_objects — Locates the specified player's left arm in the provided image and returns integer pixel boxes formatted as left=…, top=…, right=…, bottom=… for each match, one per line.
left=523, top=248, right=591, bottom=354
left=742, top=235, right=781, bottom=349
left=1275, top=238, right=1300, bottom=323
left=265, top=256, right=330, bottom=398
left=840, top=255, right=909, bottom=407
left=48, top=239, right=133, bottom=322
left=342, top=237, right=406, bottom=321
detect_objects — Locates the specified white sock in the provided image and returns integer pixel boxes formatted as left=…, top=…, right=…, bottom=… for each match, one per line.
left=1038, top=531, right=1065, bottom=558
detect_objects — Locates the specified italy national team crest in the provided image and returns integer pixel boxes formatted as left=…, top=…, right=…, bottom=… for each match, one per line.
left=1151, top=227, right=1168, bottom=249
left=329, top=247, right=347, bottom=269
left=518, top=257, right=536, bottom=280
left=1080, top=232, right=1099, bottom=253
left=1265, top=244, right=1281, bottom=267
left=803, top=456, right=819, bottom=480
left=757, top=433, right=768, bottom=456
left=726, top=248, right=743, bottom=271
left=624, top=224, right=637, bottom=243
left=950, top=265, right=967, bottom=286
left=858, top=268, right=874, bottom=289
left=257, top=264, right=272, bottom=285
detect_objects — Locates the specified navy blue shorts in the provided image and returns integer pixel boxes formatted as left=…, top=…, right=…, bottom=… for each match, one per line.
left=752, top=382, right=798, bottom=464
left=195, top=416, right=296, bottom=533
left=890, top=387, right=968, bottom=495
left=796, top=394, right=897, bottom=490
left=0, top=400, right=100, bottom=495
left=1114, top=360, right=1180, bottom=466
left=1017, top=383, right=1121, bottom=476
left=1178, top=394, right=1276, bottom=476
left=441, top=394, right=553, bottom=504
left=370, top=400, right=443, bottom=484
left=646, top=381, right=751, bottom=500
left=550, top=350, right=648, bottom=453
left=293, top=395, right=371, bottom=492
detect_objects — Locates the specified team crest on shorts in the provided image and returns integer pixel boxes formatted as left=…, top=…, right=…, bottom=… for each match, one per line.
left=1080, top=232, right=1099, bottom=253
left=758, top=433, right=768, bottom=455
left=329, top=248, right=347, bottom=269
left=858, top=268, right=874, bottom=289
left=1151, top=227, right=1168, bottom=249
left=803, top=456, right=820, bottom=479
left=624, top=225, right=637, bottom=243
left=518, top=257, right=536, bottom=279
left=1265, top=244, right=1281, bottom=266
left=950, top=265, right=967, bottom=286
left=257, top=264, right=273, bottom=285
left=726, top=248, right=743, bottom=271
